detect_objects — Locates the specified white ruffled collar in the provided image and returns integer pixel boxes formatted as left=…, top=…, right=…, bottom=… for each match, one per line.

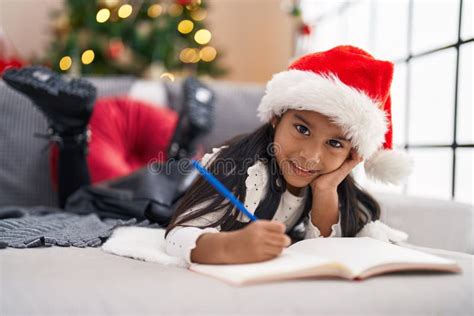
left=282, top=186, right=309, bottom=206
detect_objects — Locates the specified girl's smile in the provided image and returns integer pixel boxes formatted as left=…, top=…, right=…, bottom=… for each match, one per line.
left=289, top=159, right=317, bottom=177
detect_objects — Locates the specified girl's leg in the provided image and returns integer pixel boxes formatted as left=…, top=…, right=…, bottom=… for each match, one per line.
left=3, top=66, right=97, bottom=207
left=56, top=132, right=91, bottom=207
left=168, top=76, right=215, bottom=160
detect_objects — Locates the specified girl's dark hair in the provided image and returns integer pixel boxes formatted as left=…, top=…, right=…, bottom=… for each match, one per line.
left=165, top=121, right=380, bottom=238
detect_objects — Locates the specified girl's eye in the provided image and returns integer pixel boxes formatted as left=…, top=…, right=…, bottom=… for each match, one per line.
left=295, top=125, right=310, bottom=136
left=328, top=139, right=343, bottom=148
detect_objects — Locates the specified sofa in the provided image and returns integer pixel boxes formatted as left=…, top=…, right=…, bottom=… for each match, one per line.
left=0, top=76, right=472, bottom=315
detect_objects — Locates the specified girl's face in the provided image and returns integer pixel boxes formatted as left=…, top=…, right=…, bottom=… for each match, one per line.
left=271, top=110, right=352, bottom=195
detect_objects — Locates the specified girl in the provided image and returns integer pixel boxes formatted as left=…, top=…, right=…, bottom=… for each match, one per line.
left=165, top=45, right=412, bottom=264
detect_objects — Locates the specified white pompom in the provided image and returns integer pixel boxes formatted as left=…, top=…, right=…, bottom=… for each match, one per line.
left=364, top=149, right=413, bottom=185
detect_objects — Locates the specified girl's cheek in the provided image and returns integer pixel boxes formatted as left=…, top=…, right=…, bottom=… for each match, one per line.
left=324, top=156, right=346, bottom=172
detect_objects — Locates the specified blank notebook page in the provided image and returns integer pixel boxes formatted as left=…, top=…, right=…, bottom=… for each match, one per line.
left=289, top=237, right=457, bottom=276
left=190, top=250, right=334, bottom=283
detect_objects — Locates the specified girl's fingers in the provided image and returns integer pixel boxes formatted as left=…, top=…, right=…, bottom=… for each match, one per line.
left=311, top=149, right=364, bottom=190
left=343, top=150, right=363, bottom=170
left=263, top=244, right=285, bottom=256
left=328, top=152, right=363, bottom=184
left=332, top=159, right=357, bottom=180
left=259, top=221, right=286, bottom=233
left=263, top=232, right=291, bottom=247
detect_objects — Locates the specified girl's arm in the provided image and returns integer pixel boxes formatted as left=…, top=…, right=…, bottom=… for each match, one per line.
left=306, top=149, right=363, bottom=238
left=191, top=220, right=291, bottom=264
left=165, top=199, right=223, bottom=264
left=166, top=218, right=292, bottom=264
left=309, top=189, right=340, bottom=237
left=190, top=231, right=233, bottom=263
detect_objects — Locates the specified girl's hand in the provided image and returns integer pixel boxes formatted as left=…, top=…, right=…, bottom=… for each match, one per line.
left=224, top=220, right=291, bottom=264
left=310, top=149, right=363, bottom=193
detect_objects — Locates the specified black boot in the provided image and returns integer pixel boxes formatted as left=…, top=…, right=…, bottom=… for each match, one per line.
left=2, top=65, right=97, bottom=136
left=168, top=76, right=215, bottom=160
left=2, top=66, right=97, bottom=207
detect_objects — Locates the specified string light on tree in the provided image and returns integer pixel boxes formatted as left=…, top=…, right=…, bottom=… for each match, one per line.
left=59, top=56, right=72, bottom=71
left=199, top=46, right=216, bottom=62
left=160, top=72, right=175, bottom=82
left=100, top=0, right=120, bottom=7
left=45, top=0, right=226, bottom=77
left=185, top=0, right=202, bottom=11
left=189, top=49, right=201, bottom=63
left=190, top=8, right=207, bottom=21
left=118, top=4, right=133, bottom=19
left=147, top=4, right=163, bottom=18
left=194, top=29, right=211, bottom=45
left=81, top=50, right=95, bottom=65
left=168, top=4, right=183, bottom=17
left=178, top=20, right=194, bottom=34
left=179, top=48, right=200, bottom=63
left=96, top=8, right=111, bottom=23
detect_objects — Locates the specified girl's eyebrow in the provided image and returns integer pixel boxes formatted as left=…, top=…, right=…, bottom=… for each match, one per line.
left=294, top=113, right=349, bottom=141
left=334, top=136, right=350, bottom=142
left=293, top=113, right=313, bottom=128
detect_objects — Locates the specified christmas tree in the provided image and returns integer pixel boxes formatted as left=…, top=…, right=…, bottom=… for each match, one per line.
left=45, top=0, right=227, bottom=79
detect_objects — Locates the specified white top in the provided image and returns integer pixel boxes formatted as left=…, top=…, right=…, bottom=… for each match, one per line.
left=165, top=146, right=408, bottom=264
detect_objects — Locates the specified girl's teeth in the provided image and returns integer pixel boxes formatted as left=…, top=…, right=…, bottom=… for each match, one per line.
left=293, top=162, right=311, bottom=172
left=297, top=165, right=308, bottom=172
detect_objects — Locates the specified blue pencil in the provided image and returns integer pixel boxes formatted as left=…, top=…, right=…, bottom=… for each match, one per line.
left=191, top=159, right=258, bottom=222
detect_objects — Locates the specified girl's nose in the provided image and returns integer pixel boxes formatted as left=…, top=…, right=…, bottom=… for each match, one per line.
left=299, top=146, right=322, bottom=168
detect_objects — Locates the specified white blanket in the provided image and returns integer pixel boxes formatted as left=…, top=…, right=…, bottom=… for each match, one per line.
left=101, top=220, right=408, bottom=268
left=101, top=226, right=189, bottom=268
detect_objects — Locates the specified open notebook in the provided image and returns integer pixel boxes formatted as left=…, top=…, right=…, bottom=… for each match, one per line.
left=189, top=237, right=461, bottom=285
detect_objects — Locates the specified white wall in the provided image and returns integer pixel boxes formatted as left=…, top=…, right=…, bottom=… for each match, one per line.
left=0, top=0, right=63, bottom=60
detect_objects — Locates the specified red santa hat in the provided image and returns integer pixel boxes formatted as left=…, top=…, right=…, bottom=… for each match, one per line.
left=257, top=45, right=413, bottom=185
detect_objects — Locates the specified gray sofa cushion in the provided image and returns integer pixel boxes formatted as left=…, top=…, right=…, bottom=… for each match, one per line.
left=0, top=81, right=57, bottom=207
left=164, top=79, right=265, bottom=151
left=1, top=245, right=472, bottom=315
left=0, top=76, right=136, bottom=207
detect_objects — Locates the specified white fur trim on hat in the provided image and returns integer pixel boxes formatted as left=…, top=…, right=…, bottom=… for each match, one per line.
left=257, top=70, right=388, bottom=158
left=364, top=149, right=414, bottom=185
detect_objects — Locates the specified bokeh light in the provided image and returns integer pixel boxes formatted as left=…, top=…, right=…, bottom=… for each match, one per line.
left=190, top=8, right=207, bottom=21
left=160, top=72, right=175, bottom=82
left=180, top=48, right=200, bottom=63
left=118, top=4, right=133, bottom=18
left=81, top=50, right=95, bottom=64
left=199, top=46, right=217, bottom=62
left=168, top=4, right=183, bottom=17
left=194, top=29, right=212, bottom=45
left=178, top=20, right=194, bottom=34
left=59, top=56, right=72, bottom=70
left=147, top=4, right=163, bottom=18
left=96, top=8, right=111, bottom=23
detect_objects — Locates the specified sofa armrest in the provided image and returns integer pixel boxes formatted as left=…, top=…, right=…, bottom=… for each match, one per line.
left=374, top=192, right=474, bottom=254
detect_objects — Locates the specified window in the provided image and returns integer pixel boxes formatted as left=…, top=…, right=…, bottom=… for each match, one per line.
left=298, top=0, right=473, bottom=204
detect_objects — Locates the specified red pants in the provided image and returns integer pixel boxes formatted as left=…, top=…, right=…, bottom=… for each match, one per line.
left=50, top=96, right=181, bottom=187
